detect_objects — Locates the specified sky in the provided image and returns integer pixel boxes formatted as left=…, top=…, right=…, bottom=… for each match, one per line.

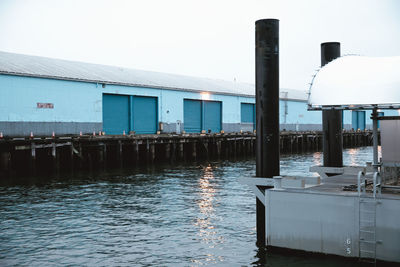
left=0, top=0, right=399, bottom=92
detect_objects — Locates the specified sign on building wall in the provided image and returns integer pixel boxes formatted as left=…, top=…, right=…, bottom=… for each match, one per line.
left=37, top=103, right=54, bottom=109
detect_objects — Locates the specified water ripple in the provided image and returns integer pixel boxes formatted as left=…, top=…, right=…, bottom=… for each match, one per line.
left=0, top=147, right=374, bottom=266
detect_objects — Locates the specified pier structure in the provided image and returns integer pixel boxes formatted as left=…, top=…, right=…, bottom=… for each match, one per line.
left=0, top=131, right=373, bottom=178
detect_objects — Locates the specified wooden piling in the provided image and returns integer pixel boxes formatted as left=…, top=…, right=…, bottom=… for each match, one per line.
left=179, top=142, right=184, bottom=160
left=192, top=142, right=197, bottom=161
left=233, top=138, right=237, bottom=158
left=78, top=142, right=83, bottom=170
left=134, top=142, right=139, bottom=163
left=102, top=143, right=107, bottom=170
left=150, top=143, right=155, bottom=163
left=217, top=141, right=221, bottom=159
left=172, top=142, right=177, bottom=162
left=51, top=142, right=60, bottom=175
left=290, top=137, right=294, bottom=153
left=0, top=151, right=10, bottom=176
left=203, top=142, right=209, bottom=160
left=165, top=143, right=171, bottom=161
left=87, top=150, right=93, bottom=172
left=30, top=142, right=36, bottom=176
left=118, top=141, right=123, bottom=168
left=225, top=141, right=230, bottom=158
left=70, top=143, right=74, bottom=172
left=0, top=130, right=376, bottom=178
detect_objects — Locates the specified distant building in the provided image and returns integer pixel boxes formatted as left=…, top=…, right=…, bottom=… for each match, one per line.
left=0, top=51, right=389, bottom=136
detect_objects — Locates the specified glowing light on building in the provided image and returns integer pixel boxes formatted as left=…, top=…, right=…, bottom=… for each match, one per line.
left=201, top=92, right=210, bottom=100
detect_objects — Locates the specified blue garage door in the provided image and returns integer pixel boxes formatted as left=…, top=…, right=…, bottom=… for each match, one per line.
left=352, top=111, right=358, bottom=130
left=103, top=94, right=129, bottom=135
left=241, top=103, right=255, bottom=129
left=184, top=99, right=202, bottom=133
left=132, top=96, right=158, bottom=134
left=357, top=111, right=366, bottom=130
left=377, top=112, right=384, bottom=129
left=204, top=101, right=221, bottom=133
left=352, top=111, right=366, bottom=130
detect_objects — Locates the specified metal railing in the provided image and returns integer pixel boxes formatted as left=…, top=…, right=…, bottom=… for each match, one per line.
left=373, top=172, right=382, bottom=198
left=357, top=171, right=382, bottom=198
left=357, top=171, right=367, bottom=196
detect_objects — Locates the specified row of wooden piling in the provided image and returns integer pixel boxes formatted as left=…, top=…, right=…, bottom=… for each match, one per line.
left=0, top=131, right=376, bottom=178
left=279, top=130, right=374, bottom=153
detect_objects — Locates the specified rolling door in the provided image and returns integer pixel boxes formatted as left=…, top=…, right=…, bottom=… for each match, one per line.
left=203, top=101, right=221, bottom=133
left=103, top=94, right=129, bottom=135
left=352, top=111, right=366, bottom=130
left=241, top=103, right=255, bottom=129
left=132, top=96, right=158, bottom=134
left=184, top=99, right=202, bottom=133
left=357, top=111, right=366, bottom=130
left=352, top=111, right=358, bottom=130
left=377, top=112, right=384, bottom=129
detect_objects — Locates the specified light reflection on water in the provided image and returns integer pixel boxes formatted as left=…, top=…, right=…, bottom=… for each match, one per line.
left=0, top=147, right=375, bottom=266
left=348, top=148, right=359, bottom=166
left=347, top=146, right=381, bottom=166
left=195, top=166, right=220, bottom=251
left=313, top=151, right=323, bottom=166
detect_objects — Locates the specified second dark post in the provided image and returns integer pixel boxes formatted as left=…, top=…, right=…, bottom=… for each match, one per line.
left=255, top=19, right=280, bottom=246
left=321, top=42, right=343, bottom=167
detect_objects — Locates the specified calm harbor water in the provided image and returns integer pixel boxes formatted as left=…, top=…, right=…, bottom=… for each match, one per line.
left=0, top=147, right=376, bottom=266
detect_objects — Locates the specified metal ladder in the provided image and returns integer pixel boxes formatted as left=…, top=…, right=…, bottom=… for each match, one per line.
left=358, top=172, right=381, bottom=265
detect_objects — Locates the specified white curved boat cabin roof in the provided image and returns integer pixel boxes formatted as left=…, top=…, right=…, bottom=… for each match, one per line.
left=308, top=55, right=400, bottom=110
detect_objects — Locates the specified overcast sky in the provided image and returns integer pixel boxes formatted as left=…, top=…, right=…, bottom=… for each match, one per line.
left=0, top=0, right=399, bottom=92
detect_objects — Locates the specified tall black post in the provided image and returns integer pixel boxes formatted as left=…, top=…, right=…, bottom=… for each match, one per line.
left=321, top=42, right=343, bottom=167
left=255, top=19, right=279, bottom=246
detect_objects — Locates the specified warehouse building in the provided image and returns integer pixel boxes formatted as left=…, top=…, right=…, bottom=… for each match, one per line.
left=0, top=51, right=389, bottom=136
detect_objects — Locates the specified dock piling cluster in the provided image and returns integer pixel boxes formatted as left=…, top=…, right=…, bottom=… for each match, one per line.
left=0, top=131, right=374, bottom=178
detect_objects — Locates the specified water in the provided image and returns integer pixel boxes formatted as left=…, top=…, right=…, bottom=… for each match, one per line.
left=0, top=147, right=375, bottom=266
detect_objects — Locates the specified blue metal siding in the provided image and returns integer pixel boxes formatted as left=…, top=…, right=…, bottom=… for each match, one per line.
left=203, top=101, right=222, bottom=133
left=280, top=100, right=321, bottom=125
left=7, top=73, right=385, bottom=134
left=0, top=74, right=102, bottom=123
left=184, top=99, right=202, bottom=133
left=132, top=96, right=158, bottom=134
left=103, top=94, right=129, bottom=135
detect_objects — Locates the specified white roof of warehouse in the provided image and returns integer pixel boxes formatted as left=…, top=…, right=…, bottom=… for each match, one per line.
left=308, top=55, right=400, bottom=110
left=0, top=51, right=307, bottom=101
